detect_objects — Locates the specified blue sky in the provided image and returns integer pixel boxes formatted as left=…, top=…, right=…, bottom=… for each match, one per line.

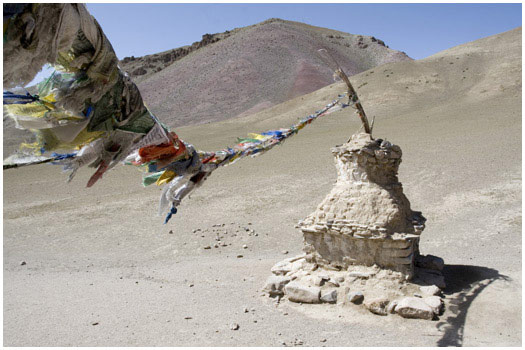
left=86, top=3, right=521, bottom=60
left=28, top=3, right=522, bottom=85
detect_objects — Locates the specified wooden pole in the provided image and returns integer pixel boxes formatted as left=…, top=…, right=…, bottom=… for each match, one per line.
left=317, top=49, right=371, bottom=135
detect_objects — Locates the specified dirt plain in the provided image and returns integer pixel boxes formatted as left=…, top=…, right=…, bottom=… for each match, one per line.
left=3, top=27, right=522, bottom=346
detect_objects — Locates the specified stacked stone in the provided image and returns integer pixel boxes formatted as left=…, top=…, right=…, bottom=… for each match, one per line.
left=297, top=133, right=426, bottom=278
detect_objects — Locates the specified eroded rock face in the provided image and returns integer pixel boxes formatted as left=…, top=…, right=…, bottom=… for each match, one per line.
left=297, top=133, right=426, bottom=278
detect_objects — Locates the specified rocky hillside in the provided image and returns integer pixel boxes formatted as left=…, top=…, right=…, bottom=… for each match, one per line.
left=120, top=18, right=411, bottom=127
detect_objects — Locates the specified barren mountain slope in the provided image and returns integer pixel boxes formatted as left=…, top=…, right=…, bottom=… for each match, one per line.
left=3, top=28, right=521, bottom=347
left=132, top=18, right=411, bottom=127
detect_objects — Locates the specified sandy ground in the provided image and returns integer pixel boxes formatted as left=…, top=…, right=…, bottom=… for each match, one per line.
left=3, top=28, right=522, bottom=346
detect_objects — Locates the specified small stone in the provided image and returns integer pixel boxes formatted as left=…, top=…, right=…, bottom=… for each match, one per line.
left=91, top=322, right=99, bottom=326
left=365, top=298, right=390, bottom=316
left=243, top=307, right=249, bottom=313
left=20, top=261, right=26, bottom=266
left=237, top=255, right=243, bottom=258
left=242, top=244, right=248, bottom=249
left=336, top=276, right=345, bottom=283
left=230, top=323, right=240, bottom=330
left=320, top=289, right=338, bottom=304
left=423, top=296, right=444, bottom=315
left=395, top=297, right=434, bottom=320
left=184, top=316, right=192, bottom=320
left=203, top=246, right=211, bottom=249
left=169, top=230, right=174, bottom=234
left=282, top=250, right=289, bottom=255
left=214, top=243, right=219, bottom=248
left=414, top=293, right=422, bottom=298
left=420, top=285, right=441, bottom=296
left=347, top=291, right=364, bottom=304
left=188, top=283, right=194, bottom=287
left=263, top=275, right=291, bottom=296
left=284, top=282, right=321, bottom=303
left=320, top=338, right=327, bottom=343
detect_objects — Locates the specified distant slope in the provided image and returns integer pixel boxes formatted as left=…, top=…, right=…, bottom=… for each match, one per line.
left=123, top=18, right=411, bottom=127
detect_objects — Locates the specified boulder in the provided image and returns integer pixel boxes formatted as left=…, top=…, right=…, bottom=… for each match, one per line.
left=284, top=282, right=321, bottom=303
left=395, top=297, right=434, bottom=320
left=365, top=298, right=390, bottom=316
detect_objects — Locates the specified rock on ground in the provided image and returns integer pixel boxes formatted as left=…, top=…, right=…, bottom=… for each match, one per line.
left=263, top=276, right=290, bottom=296
left=347, top=291, right=364, bottom=304
left=284, top=282, right=320, bottom=304
left=423, top=296, right=443, bottom=315
left=320, top=289, right=337, bottom=304
left=395, top=297, right=434, bottom=320
left=365, top=298, right=390, bottom=316
left=419, top=285, right=441, bottom=296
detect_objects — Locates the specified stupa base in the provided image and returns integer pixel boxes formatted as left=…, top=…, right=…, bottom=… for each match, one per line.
left=263, top=253, right=446, bottom=320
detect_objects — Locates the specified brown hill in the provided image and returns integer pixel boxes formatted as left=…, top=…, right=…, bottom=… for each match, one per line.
left=122, top=18, right=411, bottom=127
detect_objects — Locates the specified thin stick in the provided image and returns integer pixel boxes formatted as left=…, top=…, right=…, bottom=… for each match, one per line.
left=317, top=49, right=371, bottom=135
left=3, top=157, right=55, bottom=170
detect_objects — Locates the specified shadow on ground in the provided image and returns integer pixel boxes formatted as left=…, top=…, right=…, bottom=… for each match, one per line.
left=436, top=265, right=510, bottom=346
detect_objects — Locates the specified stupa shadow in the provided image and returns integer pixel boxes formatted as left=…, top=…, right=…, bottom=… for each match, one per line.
left=435, top=265, right=510, bottom=346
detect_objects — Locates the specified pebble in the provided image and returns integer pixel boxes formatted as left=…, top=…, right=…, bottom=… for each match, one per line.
left=203, top=246, right=211, bottom=249
left=282, top=250, right=289, bottom=254
left=230, top=323, right=240, bottom=330
left=243, top=307, right=249, bottom=313
left=91, top=322, right=99, bottom=326
left=243, top=244, right=248, bottom=249
left=169, top=230, right=173, bottom=234
left=20, top=261, right=26, bottom=266
left=320, top=338, right=327, bottom=343
left=237, top=255, right=244, bottom=258
left=214, top=244, right=219, bottom=248
left=184, top=316, right=193, bottom=320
